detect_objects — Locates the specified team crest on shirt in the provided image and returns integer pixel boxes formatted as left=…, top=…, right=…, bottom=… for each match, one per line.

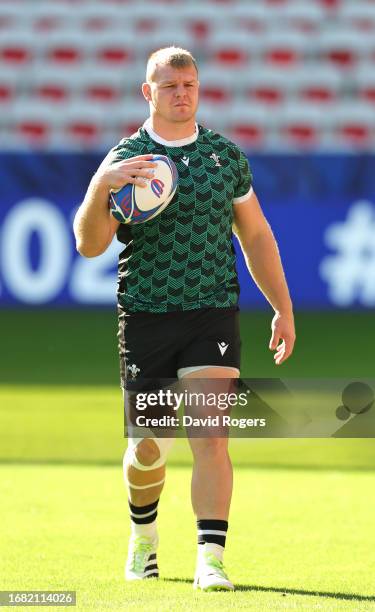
left=181, top=155, right=190, bottom=166
left=128, top=364, right=140, bottom=379
left=210, top=153, right=222, bottom=167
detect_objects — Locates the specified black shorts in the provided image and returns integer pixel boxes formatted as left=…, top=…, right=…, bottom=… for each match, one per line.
left=118, top=306, right=241, bottom=390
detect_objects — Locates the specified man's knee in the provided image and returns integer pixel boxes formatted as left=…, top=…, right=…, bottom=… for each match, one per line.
left=135, top=438, right=160, bottom=467
left=124, top=437, right=175, bottom=472
left=191, top=437, right=229, bottom=459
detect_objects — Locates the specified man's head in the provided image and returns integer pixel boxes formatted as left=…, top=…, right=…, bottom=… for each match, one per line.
left=142, top=47, right=199, bottom=126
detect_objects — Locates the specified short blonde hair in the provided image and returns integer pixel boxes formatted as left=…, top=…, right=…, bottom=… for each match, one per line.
left=146, top=47, right=198, bottom=82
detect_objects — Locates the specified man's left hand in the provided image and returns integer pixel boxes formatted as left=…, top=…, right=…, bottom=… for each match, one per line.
left=269, top=312, right=296, bottom=365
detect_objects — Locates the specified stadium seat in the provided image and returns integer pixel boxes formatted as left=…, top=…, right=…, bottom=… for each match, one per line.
left=208, top=30, right=258, bottom=66
left=26, top=2, right=74, bottom=32
left=0, top=32, right=35, bottom=66
left=31, top=67, right=76, bottom=103
left=242, top=68, right=287, bottom=105
left=62, top=103, right=110, bottom=149
left=318, top=28, right=373, bottom=68
left=91, top=30, right=139, bottom=66
left=262, top=30, right=307, bottom=67
left=197, top=68, right=239, bottom=105
left=353, top=64, right=375, bottom=104
left=277, top=103, right=328, bottom=149
left=296, top=66, right=342, bottom=104
left=223, top=104, right=270, bottom=148
left=230, top=3, right=268, bottom=32
left=0, top=2, right=27, bottom=31
left=0, top=67, right=19, bottom=105
left=331, top=102, right=375, bottom=149
left=340, top=2, right=375, bottom=30
left=173, top=4, right=225, bottom=41
left=70, top=3, right=129, bottom=32
left=7, top=101, right=62, bottom=149
left=41, top=31, right=90, bottom=65
left=281, top=1, right=326, bottom=31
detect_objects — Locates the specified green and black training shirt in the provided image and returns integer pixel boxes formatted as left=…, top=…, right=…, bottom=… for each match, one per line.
left=111, top=119, right=253, bottom=313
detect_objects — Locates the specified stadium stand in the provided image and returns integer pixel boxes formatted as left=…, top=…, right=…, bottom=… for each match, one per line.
left=0, top=0, right=374, bottom=151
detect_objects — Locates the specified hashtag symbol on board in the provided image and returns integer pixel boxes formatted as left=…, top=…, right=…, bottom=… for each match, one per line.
left=319, top=201, right=375, bottom=306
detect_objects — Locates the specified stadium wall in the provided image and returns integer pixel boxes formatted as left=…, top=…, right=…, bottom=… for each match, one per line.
left=0, top=153, right=374, bottom=309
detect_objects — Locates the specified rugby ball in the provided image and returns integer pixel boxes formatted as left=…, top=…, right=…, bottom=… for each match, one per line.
left=109, top=155, right=178, bottom=224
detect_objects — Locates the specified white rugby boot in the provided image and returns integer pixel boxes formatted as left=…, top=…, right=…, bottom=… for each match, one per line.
left=125, top=534, right=159, bottom=580
left=193, top=550, right=234, bottom=592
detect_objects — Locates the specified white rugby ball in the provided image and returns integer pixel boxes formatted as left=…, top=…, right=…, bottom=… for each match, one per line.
left=109, top=154, right=178, bottom=224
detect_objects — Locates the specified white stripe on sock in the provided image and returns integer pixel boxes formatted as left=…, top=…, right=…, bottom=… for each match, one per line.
left=198, top=529, right=227, bottom=536
left=129, top=508, right=157, bottom=519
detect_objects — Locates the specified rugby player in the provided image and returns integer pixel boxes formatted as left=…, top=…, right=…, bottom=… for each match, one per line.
left=74, top=47, right=295, bottom=592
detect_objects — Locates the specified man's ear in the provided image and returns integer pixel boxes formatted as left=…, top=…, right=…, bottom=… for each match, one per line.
left=142, top=82, right=151, bottom=102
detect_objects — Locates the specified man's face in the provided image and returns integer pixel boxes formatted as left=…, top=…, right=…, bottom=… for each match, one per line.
left=143, top=64, right=199, bottom=124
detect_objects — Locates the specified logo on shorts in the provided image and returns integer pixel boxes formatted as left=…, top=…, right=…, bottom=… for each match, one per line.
left=128, top=364, right=140, bottom=379
left=217, top=341, right=229, bottom=356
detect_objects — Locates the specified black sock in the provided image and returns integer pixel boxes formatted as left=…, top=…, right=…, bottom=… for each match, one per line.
left=129, top=499, right=159, bottom=524
left=197, top=519, right=228, bottom=548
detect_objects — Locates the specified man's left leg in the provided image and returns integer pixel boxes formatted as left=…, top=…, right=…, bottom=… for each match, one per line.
left=182, top=367, right=239, bottom=592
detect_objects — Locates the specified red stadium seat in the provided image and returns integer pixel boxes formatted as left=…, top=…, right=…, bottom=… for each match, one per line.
left=230, top=123, right=265, bottom=146
left=230, top=4, right=268, bottom=33
left=42, top=32, right=88, bottom=65
left=332, top=102, right=375, bottom=149
left=300, top=86, right=337, bottom=104
left=262, top=31, right=306, bottom=67
left=282, top=123, right=318, bottom=147
left=0, top=33, right=33, bottom=65
left=278, top=104, right=326, bottom=149
left=317, top=0, right=341, bottom=9
left=8, top=101, right=64, bottom=149
left=67, top=121, right=99, bottom=140
left=96, top=46, right=133, bottom=64
left=281, top=2, right=326, bottom=33
left=17, top=120, right=49, bottom=141
left=0, top=68, right=18, bottom=104
left=356, top=65, right=375, bottom=103
left=93, top=32, right=138, bottom=66
left=242, top=67, right=291, bottom=105
left=48, top=45, right=81, bottom=64
left=251, top=85, right=284, bottom=105
left=209, top=30, right=255, bottom=66
left=339, top=123, right=371, bottom=146
left=318, top=29, right=373, bottom=69
left=31, top=66, right=81, bottom=104
left=341, top=2, right=375, bottom=31
left=224, top=104, right=269, bottom=148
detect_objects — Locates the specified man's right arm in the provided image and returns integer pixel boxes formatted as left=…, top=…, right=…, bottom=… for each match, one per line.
left=73, top=153, right=156, bottom=258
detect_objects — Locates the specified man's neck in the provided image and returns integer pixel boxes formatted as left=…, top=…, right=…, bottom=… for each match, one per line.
left=143, top=117, right=198, bottom=147
left=148, top=115, right=196, bottom=141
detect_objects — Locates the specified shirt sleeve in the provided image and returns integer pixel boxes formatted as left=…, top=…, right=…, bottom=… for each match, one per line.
left=233, top=147, right=253, bottom=204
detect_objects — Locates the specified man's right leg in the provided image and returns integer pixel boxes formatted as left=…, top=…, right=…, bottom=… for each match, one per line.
left=123, top=436, right=175, bottom=580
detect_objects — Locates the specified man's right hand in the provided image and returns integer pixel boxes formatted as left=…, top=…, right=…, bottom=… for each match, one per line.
left=95, top=154, right=157, bottom=191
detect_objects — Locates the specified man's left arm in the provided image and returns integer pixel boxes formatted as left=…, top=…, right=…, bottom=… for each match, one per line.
left=233, top=190, right=296, bottom=365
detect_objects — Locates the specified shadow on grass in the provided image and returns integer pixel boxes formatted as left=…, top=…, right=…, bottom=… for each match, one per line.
left=163, top=578, right=375, bottom=602
left=1, top=459, right=375, bottom=473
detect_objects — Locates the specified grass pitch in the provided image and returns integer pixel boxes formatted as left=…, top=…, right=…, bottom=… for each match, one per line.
left=2, top=463, right=375, bottom=611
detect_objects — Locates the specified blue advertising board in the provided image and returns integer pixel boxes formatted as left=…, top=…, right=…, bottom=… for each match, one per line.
left=0, top=154, right=374, bottom=308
